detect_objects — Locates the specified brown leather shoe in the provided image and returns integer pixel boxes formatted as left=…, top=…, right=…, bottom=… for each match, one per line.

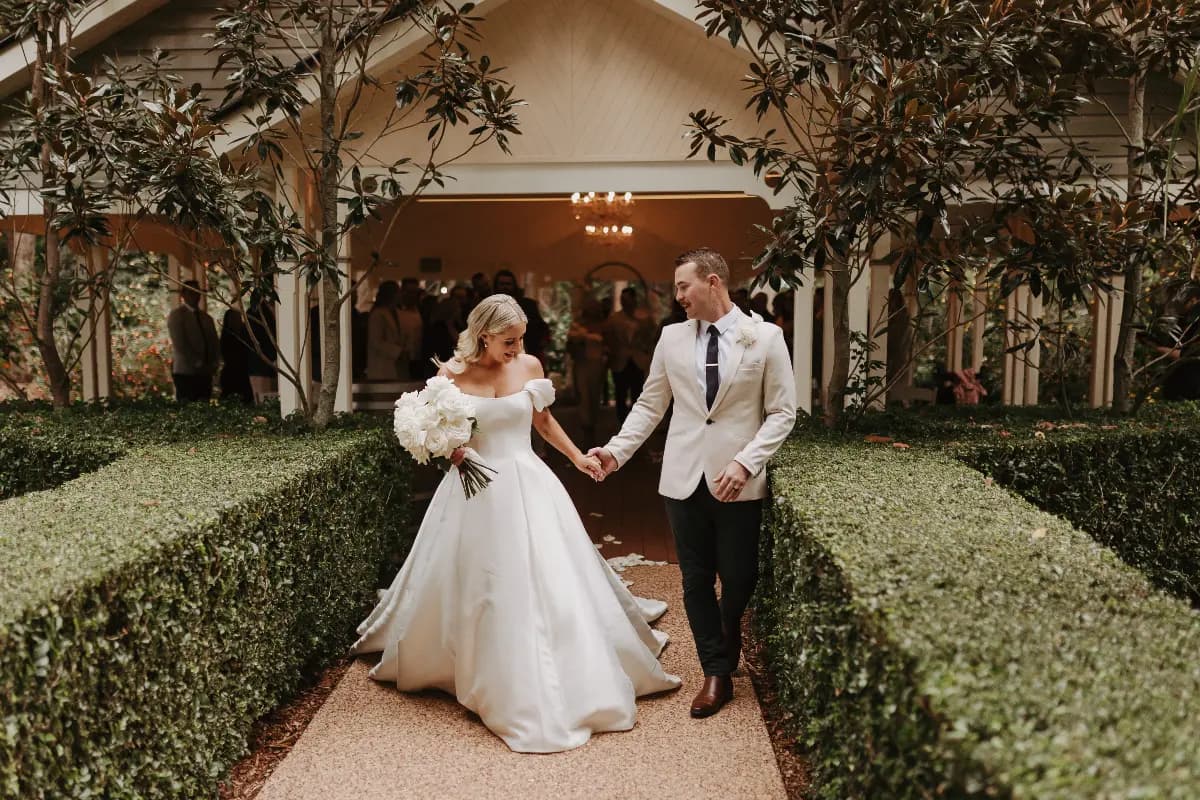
left=689, top=675, right=734, bottom=718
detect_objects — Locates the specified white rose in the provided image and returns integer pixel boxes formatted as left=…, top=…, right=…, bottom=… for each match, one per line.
left=421, top=376, right=455, bottom=405
left=424, top=427, right=452, bottom=458
left=446, top=419, right=473, bottom=447
left=437, top=391, right=474, bottom=424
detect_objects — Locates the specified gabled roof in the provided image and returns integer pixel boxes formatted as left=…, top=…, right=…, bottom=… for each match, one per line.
left=0, top=0, right=168, bottom=97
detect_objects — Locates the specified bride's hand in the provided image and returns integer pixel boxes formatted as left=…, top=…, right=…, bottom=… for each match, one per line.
left=574, top=453, right=604, bottom=481
left=450, top=447, right=467, bottom=466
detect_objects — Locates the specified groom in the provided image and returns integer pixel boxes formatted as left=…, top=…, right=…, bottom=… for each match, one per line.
left=591, top=247, right=797, bottom=718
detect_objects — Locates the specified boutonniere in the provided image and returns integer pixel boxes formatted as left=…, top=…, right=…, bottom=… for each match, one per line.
left=735, top=323, right=757, bottom=348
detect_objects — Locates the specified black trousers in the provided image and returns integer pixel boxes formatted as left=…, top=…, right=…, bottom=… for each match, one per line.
left=613, top=361, right=646, bottom=423
left=664, top=479, right=763, bottom=676
left=173, top=373, right=212, bottom=403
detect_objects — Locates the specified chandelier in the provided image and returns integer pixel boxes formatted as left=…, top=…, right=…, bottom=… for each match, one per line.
left=570, top=191, right=634, bottom=241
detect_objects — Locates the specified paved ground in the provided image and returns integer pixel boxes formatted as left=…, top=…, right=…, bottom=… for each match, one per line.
left=257, top=565, right=785, bottom=800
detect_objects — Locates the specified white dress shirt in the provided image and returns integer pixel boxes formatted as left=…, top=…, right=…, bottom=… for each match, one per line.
left=694, top=306, right=745, bottom=397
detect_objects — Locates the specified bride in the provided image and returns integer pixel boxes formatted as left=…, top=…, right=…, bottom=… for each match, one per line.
left=351, top=293, right=681, bottom=753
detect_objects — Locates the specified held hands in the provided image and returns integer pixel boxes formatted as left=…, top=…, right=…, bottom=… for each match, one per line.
left=713, top=460, right=751, bottom=503
left=573, top=452, right=605, bottom=481
left=586, top=447, right=618, bottom=481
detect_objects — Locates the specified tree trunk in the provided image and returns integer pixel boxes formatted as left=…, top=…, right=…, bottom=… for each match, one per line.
left=32, top=11, right=71, bottom=408
left=313, top=2, right=342, bottom=430
left=822, top=0, right=855, bottom=427
left=823, top=254, right=852, bottom=426
left=1112, top=60, right=1147, bottom=414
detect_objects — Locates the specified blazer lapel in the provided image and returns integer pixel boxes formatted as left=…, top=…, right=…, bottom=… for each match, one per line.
left=680, top=320, right=706, bottom=410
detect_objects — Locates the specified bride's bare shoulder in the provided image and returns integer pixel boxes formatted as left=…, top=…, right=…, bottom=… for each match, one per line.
left=518, top=353, right=544, bottom=379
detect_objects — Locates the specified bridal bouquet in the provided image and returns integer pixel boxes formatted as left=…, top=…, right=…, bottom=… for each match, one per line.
left=393, top=376, right=496, bottom=498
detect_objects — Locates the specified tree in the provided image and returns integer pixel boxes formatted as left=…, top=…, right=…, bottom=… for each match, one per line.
left=1093, top=1, right=1200, bottom=413
left=212, top=0, right=522, bottom=427
left=686, top=0, right=1126, bottom=424
left=0, top=2, right=251, bottom=406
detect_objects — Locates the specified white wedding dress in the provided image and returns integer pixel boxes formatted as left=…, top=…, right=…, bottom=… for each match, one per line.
left=351, top=378, right=681, bottom=753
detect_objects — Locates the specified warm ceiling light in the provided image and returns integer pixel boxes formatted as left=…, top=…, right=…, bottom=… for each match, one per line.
left=571, top=191, right=635, bottom=243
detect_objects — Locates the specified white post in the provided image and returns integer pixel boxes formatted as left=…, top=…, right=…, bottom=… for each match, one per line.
left=821, top=271, right=834, bottom=407
left=846, top=260, right=869, bottom=409
left=868, top=235, right=891, bottom=409
left=334, top=233, right=353, bottom=414
left=792, top=278, right=814, bottom=416
left=275, top=171, right=310, bottom=418
left=945, top=284, right=963, bottom=373
left=1002, top=284, right=1041, bottom=406
left=80, top=245, right=113, bottom=402
left=1024, top=289, right=1042, bottom=406
left=1089, top=276, right=1125, bottom=407
left=1002, top=285, right=1023, bottom=405
left=971, top=277, right=987, bottom=371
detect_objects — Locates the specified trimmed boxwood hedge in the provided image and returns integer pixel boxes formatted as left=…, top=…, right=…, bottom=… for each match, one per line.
left=0, top=399, right=301, bottom=499
left=762, top=435, right=1200, bottom=799
left=962, top=425, right=1200, bottom=605
left=840, top=403, right=1200, bottom=605
left=0, top=429, right=412, bottom=799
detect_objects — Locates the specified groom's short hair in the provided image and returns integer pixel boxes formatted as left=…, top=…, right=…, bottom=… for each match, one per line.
left=675, top=247, right=729, bottom=285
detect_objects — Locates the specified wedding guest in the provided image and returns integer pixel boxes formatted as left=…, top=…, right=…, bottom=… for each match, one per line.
left=604, top=287, right=655, bottom=423
left=166, top=280, right=220, bottom=402
left=366, top=281, right=407, bottom=381
left=246, top=299, right=277, bottom=403
left=494, top=269, right=550, bottom=364
left=568, top=297, right=608, bottom=442
left=218, top=308, right=254, bottom=403
left=750, top=291, right=771, bottom=321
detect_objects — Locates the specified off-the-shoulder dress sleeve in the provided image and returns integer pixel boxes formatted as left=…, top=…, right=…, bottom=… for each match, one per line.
left=524, top=378, right=555, bottom=411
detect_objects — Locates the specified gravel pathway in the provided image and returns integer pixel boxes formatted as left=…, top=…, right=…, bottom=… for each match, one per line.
left=256, top=565, right=786, bottom=799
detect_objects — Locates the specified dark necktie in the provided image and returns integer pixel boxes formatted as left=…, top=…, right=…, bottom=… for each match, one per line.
left=705, top=324, right=720, bottom=409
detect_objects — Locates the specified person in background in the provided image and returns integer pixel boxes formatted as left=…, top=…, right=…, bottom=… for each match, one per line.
left=732, top=287, right=751, bottom=316
left=366, top=281, right=407, bottom=381
left=568, top=296, right=608, bottom=443
left=494, top=269, right=550, bottom=365
left=245, top=299, right=277, bottom=403
left=750, top=292, right=771, bottom=322
left=396, top=281, right=425, bottom=380
left=773, top=291, right=795, bottom=358
left=166, top=280, right=220, bottom=402
left=604, top=286, right=654, bottom=423
left=219, top=308, right=254, bottom=403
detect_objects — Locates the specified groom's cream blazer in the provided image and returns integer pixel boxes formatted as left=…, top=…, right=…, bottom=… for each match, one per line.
left=604, top=314, right=797, bottom=502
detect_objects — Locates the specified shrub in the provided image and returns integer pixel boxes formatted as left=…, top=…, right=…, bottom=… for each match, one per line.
left=0, top=398, right=291, bottom=499
left=0, top=429, right=412, bottom=799
left=962, top=423, right=1200, bottom=605
left=762, top=435, right=1200, bottom=799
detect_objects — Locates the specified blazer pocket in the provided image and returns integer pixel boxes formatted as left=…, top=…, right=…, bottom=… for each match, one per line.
left=737, top=360, right=764, bottom=373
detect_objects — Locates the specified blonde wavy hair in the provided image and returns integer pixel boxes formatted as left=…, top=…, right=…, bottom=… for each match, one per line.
left=437, top=292, right=528, bottom=373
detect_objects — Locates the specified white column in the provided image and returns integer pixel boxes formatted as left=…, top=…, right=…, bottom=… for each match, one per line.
left=945, top=284, right=964, bottom=373
left=1089, top=276, right=1125, bottom=408
left=821, top=272, right=834, bottom=406
left=80, top=245, right=112, bottom=402
left=971, top=277, right=987, bottom=371
left=7, top=231, right=35, bottom=279
left=275, top=171, right=310, bottom=418
left=867, top=236, right=891, bottom=410
left=1024, top=289, right=1042, bottom=406
left=846, top=260, right=869, bottom=409
left=792, top=278, right=814, bottom=416
left=1002, top=285, right=1024, bottom=405
left=1002, top=284, right=1042, bottom=406
left=333, top=233, right=353, bottom=414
